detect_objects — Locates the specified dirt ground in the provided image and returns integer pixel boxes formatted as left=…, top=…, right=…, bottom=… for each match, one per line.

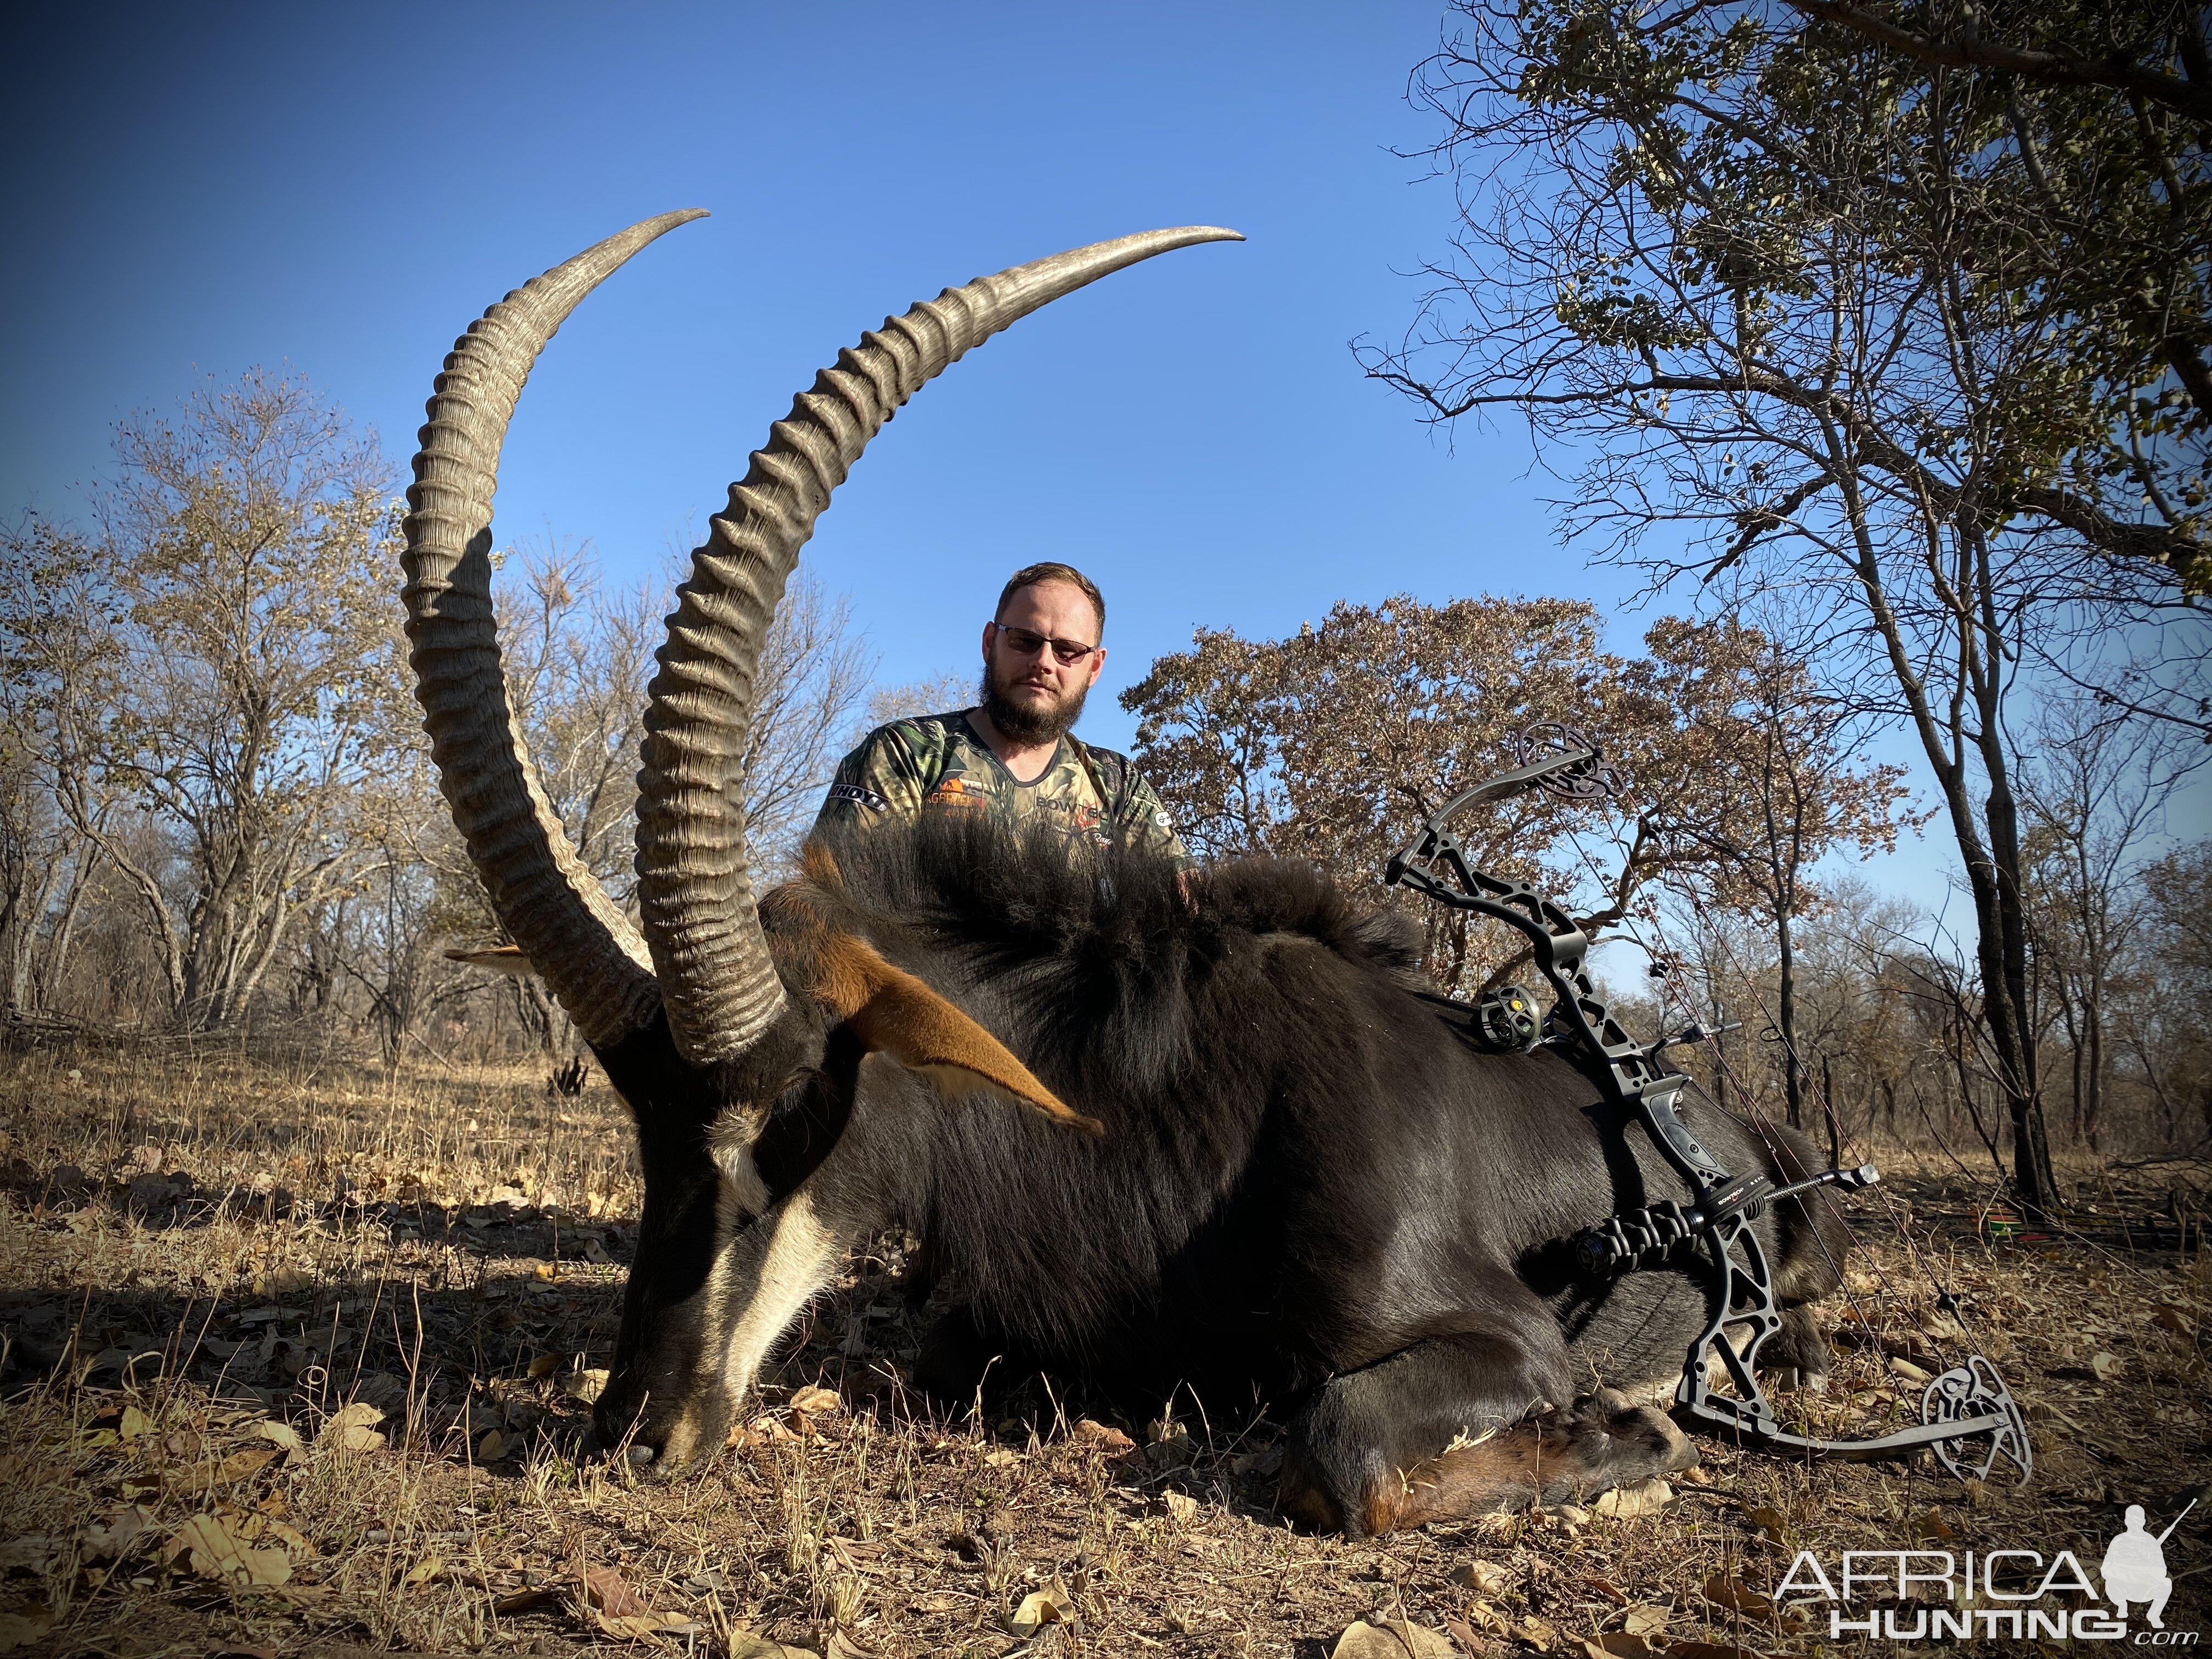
left=1, top=1040, right=2206, bottom=1658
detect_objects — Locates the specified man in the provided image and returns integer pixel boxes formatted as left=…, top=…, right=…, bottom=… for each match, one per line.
left=815, top=562, right=1188, bottom=862
left=2102, top=1504, right=2176, bottom=1628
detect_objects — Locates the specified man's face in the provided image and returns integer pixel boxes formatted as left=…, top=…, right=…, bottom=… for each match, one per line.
left=978, top=579, right=1107, bottom=744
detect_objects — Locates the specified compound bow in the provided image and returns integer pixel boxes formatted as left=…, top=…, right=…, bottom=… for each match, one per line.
left=1383, top=727, right=2032, bottom=1482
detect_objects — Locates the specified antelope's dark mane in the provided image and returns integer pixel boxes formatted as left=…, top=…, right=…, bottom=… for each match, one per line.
left=819, top=813, right=1424, bottom=972
left=809, top=815, right=1427, bottom=1090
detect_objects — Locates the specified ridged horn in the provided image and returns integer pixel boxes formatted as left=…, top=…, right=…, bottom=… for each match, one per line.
left=636, top=224, right=1244, bottom=1066
left=402, top=210, right=708, bottom=1048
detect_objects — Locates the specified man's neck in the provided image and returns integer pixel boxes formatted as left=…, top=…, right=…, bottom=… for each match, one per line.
left=966, top=706, right=1064, bottom=783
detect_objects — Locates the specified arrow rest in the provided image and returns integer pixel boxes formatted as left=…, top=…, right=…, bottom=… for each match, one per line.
left=1383, top=731, right=2033, bottom=1485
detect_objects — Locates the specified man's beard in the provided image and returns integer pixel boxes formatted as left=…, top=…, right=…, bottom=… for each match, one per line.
left=980, top=660, right=1089, bottom=744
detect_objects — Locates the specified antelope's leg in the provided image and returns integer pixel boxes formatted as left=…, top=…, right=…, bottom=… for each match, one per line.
left=1277, top=1336, right=1697, bottom=1537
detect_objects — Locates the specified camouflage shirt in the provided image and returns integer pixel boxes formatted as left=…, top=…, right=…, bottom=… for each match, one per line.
left=814, top=711, right=1189, bottom=863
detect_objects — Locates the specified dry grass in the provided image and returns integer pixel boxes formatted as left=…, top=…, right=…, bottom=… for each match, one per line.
left=1, top=1041, right=2207, bottom=1658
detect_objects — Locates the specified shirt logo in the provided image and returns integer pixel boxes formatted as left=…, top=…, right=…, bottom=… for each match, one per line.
left=926, top=777, right=988, bottom=810
left=828, top=782, right=890, bottom=815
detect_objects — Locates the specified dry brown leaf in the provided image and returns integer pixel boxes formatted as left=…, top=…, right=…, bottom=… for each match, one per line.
left=1229, top=1446, right=1284, bottom=1477
left=560, top=1368, right=609, bottom=1403
left=403, top=1554, right=446, bottom=1588
left=1914, top=1509, right=1957, bottom=1543
left=1584, top=1637, right=1656, bottom=1659
left=175, top=1446, right=278, bottom=1493
left=2151, top=1306, right=2195, bottom=1339
left=251, top=1420, right=304, bottom=1460
left=1072, top=1418, right=1136, bottom=1455
left=1593, top=1477, right=1673, bottom=1519
left=119, top=1404, right=153, bottom=1438
left=579, top=1558, right=657, bottom=1620
left=1162, top=1490, right=1198, bottom=1523
left=0, top=1612, right=54, bottom=1652
left=1331, top=1617, right=1456, bottom=1658
left=1449, top=1559, right=1510, bottom=1595
left=81, top=1505, right=156, bottom=1561
left=166, top=1513, right=291, bottom=1587
left=1744, top=1504, right=1788, bottom=1540
left=251, top=1516, right=312, bottom=1555
left=1622, top=1604, right=1671, bottom=1636
left=1008, top=1581, right=1078, bottom=1636
left=477, top=1429, right=506, bottom=1462
left=789, top=1384, right=842, bottom=1414
left=727, top=1633, right=819, bottom=1659
left=982, top=1448, right=1019, bottom=1468
left=2090, top=1350, right=2122, bottom=1381
left=320, top=1402, right=386, bottom=1453
left=1511, top=1617, right=1561, bottom=1651
left=527, top=1352, right=562, bottom=1379
left=1701, top=1574, right=1772, bottom=1616
left=1664, top=1644, right=1775, bottom=1659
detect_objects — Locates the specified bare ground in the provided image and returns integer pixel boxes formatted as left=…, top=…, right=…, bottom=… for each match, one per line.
left=1, top=1042, right=2206, bottom=1658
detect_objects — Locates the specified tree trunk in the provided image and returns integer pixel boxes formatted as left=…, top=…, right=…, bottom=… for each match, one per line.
left=1776, top=906, right=1803, bottom=1131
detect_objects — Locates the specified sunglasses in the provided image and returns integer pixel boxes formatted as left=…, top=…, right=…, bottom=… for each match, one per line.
left=990, top=622, right=1101, bottom=666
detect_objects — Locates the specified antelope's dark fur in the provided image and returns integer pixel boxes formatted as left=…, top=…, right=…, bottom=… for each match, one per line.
left=601, top=816, right=1847, bottom=1532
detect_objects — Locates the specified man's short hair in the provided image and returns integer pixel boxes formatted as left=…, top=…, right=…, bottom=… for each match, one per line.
left=996, top=562, right=1105, bottom=639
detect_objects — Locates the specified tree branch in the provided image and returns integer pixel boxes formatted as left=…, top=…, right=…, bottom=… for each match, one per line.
left=1785, top=0, right=2212, bottom=123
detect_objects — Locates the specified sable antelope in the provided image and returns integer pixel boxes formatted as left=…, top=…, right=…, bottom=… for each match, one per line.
left=402, top=213, right=1844, bottom=1535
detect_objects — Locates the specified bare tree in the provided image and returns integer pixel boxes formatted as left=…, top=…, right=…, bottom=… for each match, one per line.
left=32, top=371, right=410, bottom=1030
left=2020, top=698, right=2200, bottom=1147
left=0, top=521, right=139, bottom=1022
left=437, top=545, right=873, bottom=1051
left=2124, top=840, right=2212, bottom=1146
left=742, top=574, right=873, bottom=870
left=1636, top=609, right=1916, bottom=1128
left=864, top=668, right=978, bottom=732
left=1359, top=0, right=2212, bottom=1210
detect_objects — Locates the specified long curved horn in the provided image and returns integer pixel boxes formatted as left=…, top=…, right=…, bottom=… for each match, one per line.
left=403, top=210, right=708, bottom=1048
left=636, top=225, right=1244, bottom=1066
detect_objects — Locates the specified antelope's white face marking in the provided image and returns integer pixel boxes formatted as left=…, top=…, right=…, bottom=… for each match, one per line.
left=699, top=1189, right=840, bottom=1407
left=708, top=1109, right=771, bottom=1221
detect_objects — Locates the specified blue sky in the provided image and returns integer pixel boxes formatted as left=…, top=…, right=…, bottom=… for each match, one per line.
left=5, top=1, right=2200, bottom=917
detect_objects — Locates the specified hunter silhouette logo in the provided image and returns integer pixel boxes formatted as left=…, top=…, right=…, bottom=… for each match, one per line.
left=2106, top=1501, right=2192, bottom=1630
left=1778, top=1497, right=2198, bottom=1643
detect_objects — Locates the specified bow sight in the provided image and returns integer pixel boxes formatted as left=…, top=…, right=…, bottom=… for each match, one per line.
left=1383, top=726, right=2032, bottom=1483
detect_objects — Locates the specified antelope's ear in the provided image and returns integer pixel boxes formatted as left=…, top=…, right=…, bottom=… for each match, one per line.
left=811, top=933, right=1102, bottom=1136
